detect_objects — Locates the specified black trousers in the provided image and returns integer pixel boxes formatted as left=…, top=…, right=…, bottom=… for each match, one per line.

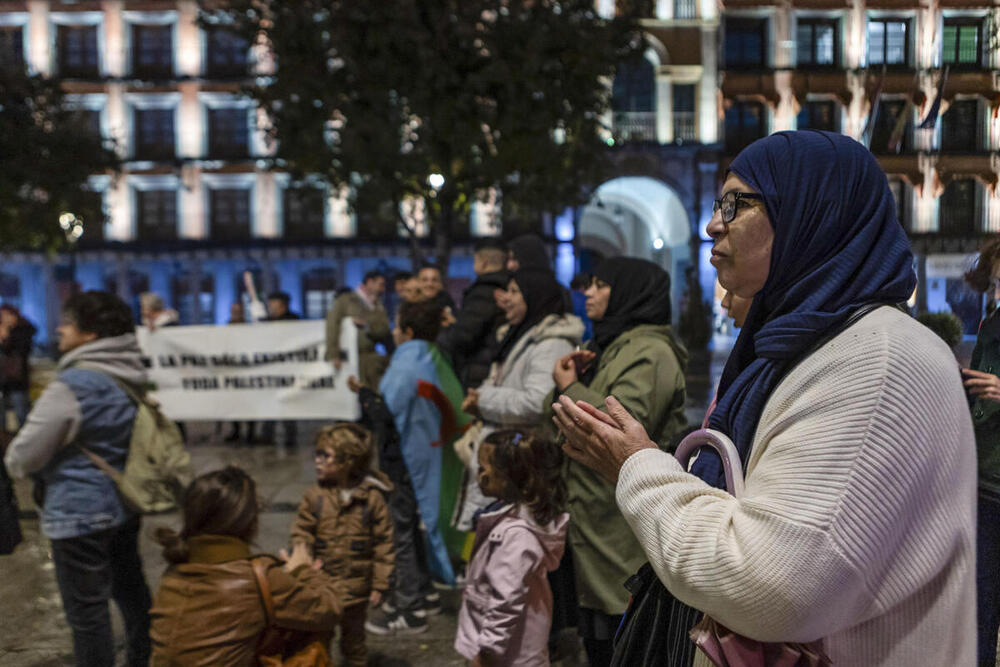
left=50, top=516, right=152, bottom=667
left=388, top=473, right=433, bottom=611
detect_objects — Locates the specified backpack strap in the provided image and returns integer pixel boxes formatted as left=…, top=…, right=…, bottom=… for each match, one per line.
left=250, top=557, right=276, bottom=627
left=68, top=362, right=147, bottom=406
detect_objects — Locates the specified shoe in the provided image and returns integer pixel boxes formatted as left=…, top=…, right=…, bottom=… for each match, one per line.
left=364, top=607, right=427, bottom=636
left=414, top=592, right=441, bottom=618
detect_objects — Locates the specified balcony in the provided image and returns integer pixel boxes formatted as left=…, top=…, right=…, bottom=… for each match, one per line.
left=720, top=71, right=781, bottom=106
left=790, top=71, right=852, bottom=107
left=673, top=112, right=697, bottom=141
left=612, top=111, right=657, bottom=143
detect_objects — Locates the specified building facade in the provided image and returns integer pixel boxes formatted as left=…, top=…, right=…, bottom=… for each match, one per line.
left=578, top=0, right=722, bottom=320
left=0, top=0, right=723, bottom=345
left=720, top=0, right=999, bottom=332
left=0, top=0, right=505, bottom=344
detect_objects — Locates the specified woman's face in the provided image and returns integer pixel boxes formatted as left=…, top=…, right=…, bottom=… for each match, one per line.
left=707, top=174, right=774, bottom=298
left=504, top=280, right=527, bottom=325
left=584, top=277, right=611, bottom=320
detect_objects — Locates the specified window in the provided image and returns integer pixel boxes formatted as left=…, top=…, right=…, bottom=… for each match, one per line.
left=205, top=28, right=248, bottom=77
left=942, top=19, right=982, bottom=68
left=283, top=187, right=326, bottom=240
left=941, top=99, right=980, bottom=153
left=672, top=84, right=697, bottom=141
left=209, top=188, right=251, bottom=241
left=869, top=100, right=910, bottom=153
left=867, top=18, right=909, bottom=66
left=612, top=57, right=655, bottom=112
left=136, top=189, right=178, bottom=241
left=725, top=101, right=766, bottom=152
left=0, top=27, right=24, bottom=70
left=134, top=108, right=175, bottom=160
left=797, top=18, right=838, bottom=67
left=725, top=18, right=767, bottom=69
left=301, top=268, right=338, bottom=320
left=207, top=108, right=249, bottom=158
left=132, top=24, right=173, bottom=79
left=58, top=25, right=99, bottom=78
left=939, top=179, right=978, bottom=235
left=172, top=273, right=214, bottom=325
left=674, top=0, right=697, bottom=19
left=796, top=100, right=839, bottom=132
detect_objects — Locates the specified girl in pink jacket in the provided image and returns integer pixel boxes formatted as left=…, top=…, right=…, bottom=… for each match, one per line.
left=454, top=430, right=569, bottom=667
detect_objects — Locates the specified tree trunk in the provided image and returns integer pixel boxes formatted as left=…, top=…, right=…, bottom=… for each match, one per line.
left=433, top=191, right=455, bottom=277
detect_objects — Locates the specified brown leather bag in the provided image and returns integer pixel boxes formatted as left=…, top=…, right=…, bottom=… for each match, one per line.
left=250, top=558, right=333, bottom=667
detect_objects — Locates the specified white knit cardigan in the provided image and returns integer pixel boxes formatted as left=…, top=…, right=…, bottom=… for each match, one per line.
left=616, top=307, right=977, bottom=666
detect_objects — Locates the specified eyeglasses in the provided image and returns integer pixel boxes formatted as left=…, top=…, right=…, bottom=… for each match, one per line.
left=712, top=191, right=764, bottom=225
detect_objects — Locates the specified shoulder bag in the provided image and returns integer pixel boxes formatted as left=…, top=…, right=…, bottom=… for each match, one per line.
left=250, top=558, right=333, bottom=667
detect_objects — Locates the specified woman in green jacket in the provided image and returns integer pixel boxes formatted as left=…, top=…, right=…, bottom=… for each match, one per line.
left=544, top=257, right=688, bottom=667
left=962, top=237, right=1000, bottom=665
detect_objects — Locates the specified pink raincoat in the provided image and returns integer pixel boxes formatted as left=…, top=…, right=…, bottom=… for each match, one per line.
left=454, top=503, right=569, bottom=666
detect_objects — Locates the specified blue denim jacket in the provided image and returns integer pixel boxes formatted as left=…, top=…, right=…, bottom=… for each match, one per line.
left=38, top=367, right=136, bottom=539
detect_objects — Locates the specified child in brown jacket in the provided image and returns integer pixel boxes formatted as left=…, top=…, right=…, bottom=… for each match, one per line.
left=290, top=423, right=395, bottom=667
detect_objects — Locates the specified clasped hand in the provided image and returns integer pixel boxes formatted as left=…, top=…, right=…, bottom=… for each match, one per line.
left=552, top=350, right=596, bottom=391
left=963, top=368, right=1000, bottom=404
left=551, top=394, right=657, bottom=484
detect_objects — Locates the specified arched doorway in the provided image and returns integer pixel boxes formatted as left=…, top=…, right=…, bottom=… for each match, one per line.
left=578, top=176, right=691, bottom=322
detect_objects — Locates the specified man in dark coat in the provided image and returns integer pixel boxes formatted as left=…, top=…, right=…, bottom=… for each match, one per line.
left=438, top=238, right=509, bottom=390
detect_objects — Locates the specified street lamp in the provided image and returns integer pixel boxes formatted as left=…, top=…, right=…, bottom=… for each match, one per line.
left=427, top=173, right=445, bottom=192
left=58, top=212, right=84, bottom=294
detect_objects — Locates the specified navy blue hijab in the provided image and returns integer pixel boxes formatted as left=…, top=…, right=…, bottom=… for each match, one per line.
left=692, top=131, right=916, bottom=488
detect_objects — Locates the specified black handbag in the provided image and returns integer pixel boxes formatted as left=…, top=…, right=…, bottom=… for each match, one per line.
left=611, top=563, right=701, bottom=667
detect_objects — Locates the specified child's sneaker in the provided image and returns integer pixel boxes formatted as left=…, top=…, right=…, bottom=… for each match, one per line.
left=413, top=592, right=441, bottom=618
left=365, top=607, right=428, bottom=635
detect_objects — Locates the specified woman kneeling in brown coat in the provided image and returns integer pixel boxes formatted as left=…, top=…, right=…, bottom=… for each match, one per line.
left=150, top=467, right=341, bottom=666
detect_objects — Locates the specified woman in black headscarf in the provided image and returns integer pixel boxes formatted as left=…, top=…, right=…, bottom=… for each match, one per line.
left=543, top=257, right=689, bottom=667
left=453, top=269, right=584, bottom=530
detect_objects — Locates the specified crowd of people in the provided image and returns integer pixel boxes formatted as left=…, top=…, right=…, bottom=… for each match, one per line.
left=0, top=130, right=998, bottom=666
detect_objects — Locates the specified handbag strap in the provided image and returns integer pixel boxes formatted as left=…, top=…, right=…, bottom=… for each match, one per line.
left=250, top=558, right=276, bottom=627
left=674, top=429, right=745, bottom=497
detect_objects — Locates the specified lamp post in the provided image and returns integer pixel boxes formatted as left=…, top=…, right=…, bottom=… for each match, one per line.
left=59, top=212, right=84, bottom=295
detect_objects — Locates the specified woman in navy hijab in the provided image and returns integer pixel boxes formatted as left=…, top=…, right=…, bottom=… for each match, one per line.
left=552, top=131, right=977, bottom=665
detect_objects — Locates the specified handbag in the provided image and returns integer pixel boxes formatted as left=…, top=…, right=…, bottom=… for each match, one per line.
left=609, top=428, right=744, bottom=667
left=612, top=430, right=832, bottom=667
left=250, top=558, right=333, bottom=667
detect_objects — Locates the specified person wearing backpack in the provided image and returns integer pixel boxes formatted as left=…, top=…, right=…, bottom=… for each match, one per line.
left=4, top=291, right=154, bottom=666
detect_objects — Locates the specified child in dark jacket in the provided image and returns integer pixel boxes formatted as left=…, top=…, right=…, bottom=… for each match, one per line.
left=454, top=429, right=570, bottom=667
left=290, top=423, right=394, bottom=667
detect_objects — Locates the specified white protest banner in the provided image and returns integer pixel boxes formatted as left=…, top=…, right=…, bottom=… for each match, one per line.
left=136, top=319, right=361, bottom=421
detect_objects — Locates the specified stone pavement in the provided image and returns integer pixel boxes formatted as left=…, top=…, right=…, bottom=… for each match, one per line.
left=0, top=344, right=772, bottom=666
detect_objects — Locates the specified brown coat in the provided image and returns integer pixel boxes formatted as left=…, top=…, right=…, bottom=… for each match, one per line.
left=325, top=291, right=391, bottom=388
left=149, top=535, right=341, bottom=667
left=291, top=475, right=395, bottom=607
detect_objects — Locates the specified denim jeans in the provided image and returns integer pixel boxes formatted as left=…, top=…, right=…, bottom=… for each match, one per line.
left=1, top=389, right=30, bottom=431
left=50, top=516, right=152, bottom=667
left=978, top=494, right=1000, bottom=667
